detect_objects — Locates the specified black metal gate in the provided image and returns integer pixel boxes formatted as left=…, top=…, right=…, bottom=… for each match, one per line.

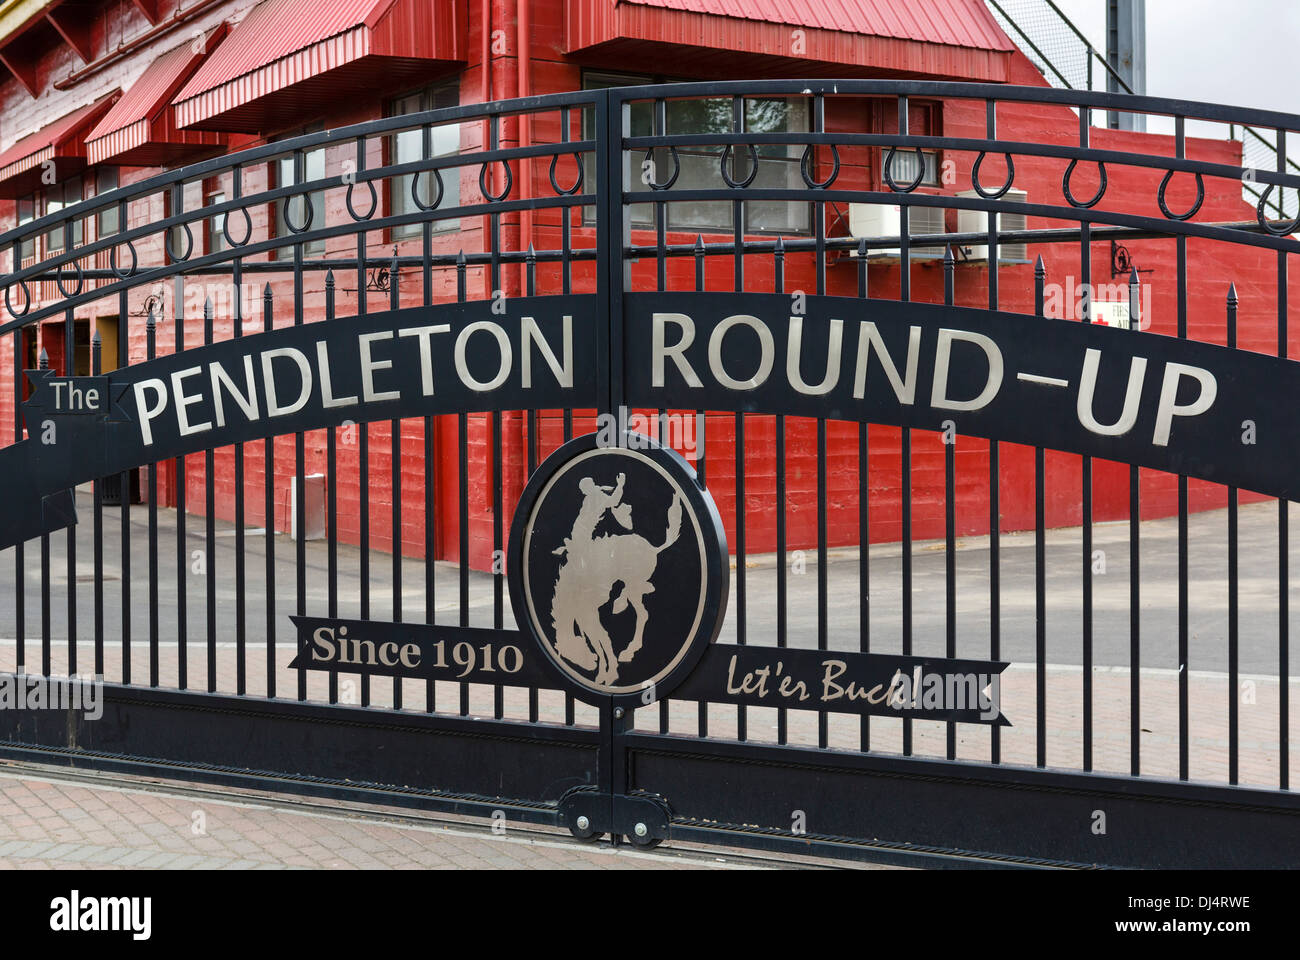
left=0, top=80, right=1297, bottom=868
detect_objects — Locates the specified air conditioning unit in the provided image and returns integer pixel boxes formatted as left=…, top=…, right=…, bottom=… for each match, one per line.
left=957, top=188, right=1028, bottom=262
left=848, top=202, right=948, bottom=259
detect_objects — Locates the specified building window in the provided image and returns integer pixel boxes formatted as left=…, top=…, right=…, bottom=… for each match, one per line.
left=582, top=72, right=655, bottom=228
left=876, top=100, right=941, bottom=189
left=582, top=72, right=810, bottom=234
left=96, top=167, right=119, bottom=236
left=387, top=81, right=460, bottom=239
left=17, top=194, right=35, bottom=261
left=206, top=190, right=226, bottom=254
left=886, top=149, right=940, bottom=188
left=273, top=127, right=325, bottom=259
left=44, top=176, right=84, bottom=253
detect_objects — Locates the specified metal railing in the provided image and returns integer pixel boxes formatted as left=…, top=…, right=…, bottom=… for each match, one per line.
left=987, top=0, right=1297, bottom=220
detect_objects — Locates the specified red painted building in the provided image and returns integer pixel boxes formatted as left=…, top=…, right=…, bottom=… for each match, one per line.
left=0, top=0, right=1293, bottom=570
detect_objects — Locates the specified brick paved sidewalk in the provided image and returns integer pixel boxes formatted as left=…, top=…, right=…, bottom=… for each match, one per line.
left=0, top=762, right=867, bottom=870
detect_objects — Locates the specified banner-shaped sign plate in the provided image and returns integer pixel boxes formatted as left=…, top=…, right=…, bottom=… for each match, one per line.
left=624, top=292, right=1297, bottom=501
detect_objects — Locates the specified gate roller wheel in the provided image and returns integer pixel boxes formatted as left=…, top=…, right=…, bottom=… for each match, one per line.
left=566, top=811, right=606, bottom=843
left=625, top=819, right=664, bottom=849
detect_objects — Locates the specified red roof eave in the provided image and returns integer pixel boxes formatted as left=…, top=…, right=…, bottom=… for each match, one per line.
left=567, top=0, right=1014, bottom=82
left=0, top=92, right=120, bottom=194
left=172, top=0, right=464, bottom=132
left=84, top=24, right=230, bottom=166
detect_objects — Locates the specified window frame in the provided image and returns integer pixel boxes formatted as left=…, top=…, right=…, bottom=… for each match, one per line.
left=43, top=176, right=84, bottom=254
left=17, top=193, right=35, bottom=262
left=385, top=79, right=461, bottom=241
left=873, top=98, right=943, bottom=191
left=205, top=187, right=227, bottom=255
left=271, top=124, right=326, bottom=260
left=580, top=70, right=813, bottom=236
left=886, top=149, right=941, bottom=188
left=96, top=166, right=120, bottom=238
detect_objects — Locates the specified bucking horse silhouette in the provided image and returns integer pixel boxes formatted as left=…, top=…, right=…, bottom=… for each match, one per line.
left=549, top=471, right=682, bottom=685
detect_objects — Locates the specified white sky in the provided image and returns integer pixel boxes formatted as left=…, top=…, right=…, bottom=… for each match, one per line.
left=1050, top=0, right=1300, bottom=147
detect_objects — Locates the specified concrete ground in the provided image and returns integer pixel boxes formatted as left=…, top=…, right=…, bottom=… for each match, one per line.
left=0, top=761, right=870, bottom=870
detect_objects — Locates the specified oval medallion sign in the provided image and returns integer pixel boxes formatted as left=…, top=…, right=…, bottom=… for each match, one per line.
left=508, top=433, right=728, bottom=705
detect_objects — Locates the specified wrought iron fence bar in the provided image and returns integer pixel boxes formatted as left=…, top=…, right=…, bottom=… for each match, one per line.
left=391, top=252, right=403, bottom=711
left=1278, top=129, right=1291, bottom=792
left=525, top=247, right=537, bottom=726
left=730, top=94, right=748, bottom=745
left=293, top=146, right=309, bottom=705
left=856, top=236, right=870, bottom=755
left=13, top=304, right=23, bottom=679
left=613, top=79, right=1300, bottom=132
left=693, top=234, right=707, bottom=741
left=456, top=252, right=470, bottom=719
left=774, top=236, right=788, bottom=747
left=1034, top=475, right=1046, bottom=767
left=944, top=248, right=958, bottom=763
left=653, top=96, right=671, bottom=745
left=1128, top=266, right=1142, bottom=778
left=325, top=271, right=339, bottom=707
left=617, top=194, right=1300, bottom=254
left=1227, top=283, right=1239, bottom=786
left=12, top=216, right=1294, bottom=287
left=987, top=100, right=1002, bottom=769
left=1078, top=105, right=1094, bottom=773
left=232, top=162, right=248, bottom=699
left=356, top=138, right=371, bottom=711
left=174, top=276, right=187, bottom=691
left=38, top=345, right=49, bottom=677
left=486, top=112, right=504, bottom=721
left=118, top=277, right=130, bottom=687
left=145, top=309, right=157, bottom=687
left=813, top=93, right=830, bottom=752
left=624, top=219, right=1294, bottom=257
left=91, top=332, right=102, bottom=677
left=1175, top=118, right=1190, bottom=782
left=262, top=283, right=275, bottom=699
left=11, top=216, right=1297, bottom=336
left=623, top=133, right=1298, bottom=188
left=899, top=94, right=914, bottom=759
left=204, top=295, right=217, bottom=695
left=64, top=306, right=76, bottom=678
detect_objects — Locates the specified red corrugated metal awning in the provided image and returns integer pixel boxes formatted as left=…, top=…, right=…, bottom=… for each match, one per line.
left=566, top=0, right=1015, bottom=82
left=85, top=25, right=230, bottom=166
left=172, top=0, right=465, bottom=133
left=0, top=92, right=120, bottom=198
